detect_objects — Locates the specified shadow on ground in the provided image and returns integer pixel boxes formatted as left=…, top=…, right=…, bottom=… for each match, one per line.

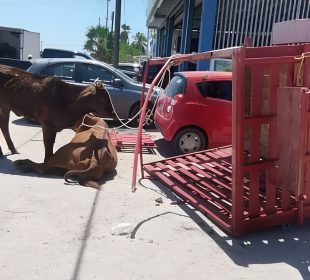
left=12, top=117, right=41, bottom=127
left=138, top=178, right=310, bottom=279
left=0, top=156, right=117, bottom=188
left=154, top=138, right=177, bottom=158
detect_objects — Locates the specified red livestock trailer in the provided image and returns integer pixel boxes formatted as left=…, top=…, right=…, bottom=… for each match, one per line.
left=132, top=41, right=310, bottom=236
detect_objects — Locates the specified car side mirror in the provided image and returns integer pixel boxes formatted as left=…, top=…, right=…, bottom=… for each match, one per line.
left=113, top=78, right=124, bottom=87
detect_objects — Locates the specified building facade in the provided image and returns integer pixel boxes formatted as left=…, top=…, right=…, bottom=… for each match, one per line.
left=146, top=0, right=310, bottom=69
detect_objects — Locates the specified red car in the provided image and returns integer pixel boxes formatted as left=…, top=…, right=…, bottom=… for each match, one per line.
left=154, top=71, right=232, bottom=154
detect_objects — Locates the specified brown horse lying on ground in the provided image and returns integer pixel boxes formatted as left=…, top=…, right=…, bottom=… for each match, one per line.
left=0, top=65, right=114, bottom=160
left=14, top=114, right=118, bottom=189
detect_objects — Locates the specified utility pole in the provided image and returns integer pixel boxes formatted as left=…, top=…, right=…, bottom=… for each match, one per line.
left=111, top=11, right=115, bottom=33
left=113, top=0, right=121, bottom=67
left=106, top=0, right=111, bottom=30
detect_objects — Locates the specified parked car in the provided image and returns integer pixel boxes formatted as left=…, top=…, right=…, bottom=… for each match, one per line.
left=118, top=62, right=142, bottom=74
left=118, top=69, right=141, bottom=81
left=0, top=57, right=32, bottom=70
left=141, top=60, right=196, bottom=88
left=27, top=58, right=159, bottom=128
left=117, top=63, right=143, bottom=81
left=155, top=71, right=232, bottom=154
left=41, top=48, right=93, bottom=60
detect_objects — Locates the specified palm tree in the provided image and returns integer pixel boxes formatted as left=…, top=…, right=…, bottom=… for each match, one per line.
left=84, top=25, right=113, bottom=62
left=132, top=32, right=147, bottom=55
left=120, top=24, right=131, bottom=44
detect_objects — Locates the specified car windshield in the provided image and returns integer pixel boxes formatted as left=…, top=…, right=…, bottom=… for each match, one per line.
left=164, top=75, right=186, bottom=98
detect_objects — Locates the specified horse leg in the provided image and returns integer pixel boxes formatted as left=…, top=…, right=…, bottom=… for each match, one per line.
left=42, top=124, right=56, bottom=161
left=0, top=106, right=17, bottom=155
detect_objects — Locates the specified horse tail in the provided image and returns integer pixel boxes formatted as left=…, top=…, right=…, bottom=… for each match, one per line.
left=64, top=160, right=100, bottom=189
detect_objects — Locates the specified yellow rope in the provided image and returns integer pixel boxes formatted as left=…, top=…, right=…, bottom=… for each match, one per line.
left=294, top=52, right=310, bottom=83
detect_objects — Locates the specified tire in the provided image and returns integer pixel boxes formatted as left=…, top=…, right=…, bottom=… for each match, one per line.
left=172, top=127, right=206, bottom=155
left=129, top=104, right=155, bottom=129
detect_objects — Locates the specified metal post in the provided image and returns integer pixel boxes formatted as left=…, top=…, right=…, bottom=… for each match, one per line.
left=106, top=0, right=111, bottom=30
left=165, top=18, right=174, bottom=57
left=179, top=0, right=195, bottom=71
left=197, top=0, right=218, bottom=70
left=113, top=0, right=121, bottom=67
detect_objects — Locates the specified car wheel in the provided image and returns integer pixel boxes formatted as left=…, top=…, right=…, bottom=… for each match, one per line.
left=129, top=104, right=155, bottom=129
left=172, top=128, right=206, bottom=155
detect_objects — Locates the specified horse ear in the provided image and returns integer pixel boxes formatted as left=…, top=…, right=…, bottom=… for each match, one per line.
left=76, top=85, right=96, bottom=101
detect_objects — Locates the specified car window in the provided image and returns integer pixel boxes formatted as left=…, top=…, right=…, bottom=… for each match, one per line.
left=82, top=64, right=115, bottom=83
left=164, top=75, right=186, bottom=98
left=197, top=80, right=232, bottom=101
left=41, top=62, right=75, bottom=80
left=119, top=65, right=132, bottom=71
left=41, top=49, right=73, bottom=58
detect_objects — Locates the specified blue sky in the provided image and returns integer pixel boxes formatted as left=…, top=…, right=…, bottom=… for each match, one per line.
left=1, top=0, right=148, bottom=51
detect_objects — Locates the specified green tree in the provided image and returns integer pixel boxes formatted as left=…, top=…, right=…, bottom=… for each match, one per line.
left=119, top=42, right=141, bottom=62
left=120, top=24, right=131, bottom=44
left=84, top=25, right=147, bottom=63
left=132, top=32, right=147, bottom=55
left=84, top=25, right=113, bottom=63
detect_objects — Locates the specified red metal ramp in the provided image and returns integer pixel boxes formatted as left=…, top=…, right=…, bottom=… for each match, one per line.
left=109, top=129, right=156, bottom=153
left=143, top=146, right=299, bottom=236
left=143, top=147, right=234, bottom=231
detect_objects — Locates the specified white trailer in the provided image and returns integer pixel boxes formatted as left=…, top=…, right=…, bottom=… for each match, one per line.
left=0, top=26, right=40, bottom=60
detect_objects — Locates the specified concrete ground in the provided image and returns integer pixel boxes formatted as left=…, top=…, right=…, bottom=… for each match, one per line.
left=0, top=113, right=309, bottom=280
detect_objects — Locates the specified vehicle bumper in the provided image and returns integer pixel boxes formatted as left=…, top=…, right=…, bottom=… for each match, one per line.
left=154, top=112, right=176, bottom=142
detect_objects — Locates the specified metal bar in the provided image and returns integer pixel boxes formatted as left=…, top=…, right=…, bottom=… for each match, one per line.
left=231, top=47, right=247, bottom=236
left=245, top=56, right=296, bottom=65
left=256, top=0, right=266, bottom=46
left=306, top=0, right=310, bottom=18
left=213, top=0, right=221, bottom=49
left=197, top=0, right=218, bottom=69
left=282, top=0, right=288, bottom=21
left=247, top=66, right=264, bottom=217
left=244, top=115, right=276, bottom=125
left=264, top=64, right=279, bottom=213
left=227, top=0, right=234, bottom=47
left=235, top=0, right=243, bottom=46
left=252, top=0, right=261, bottom=46
left=296, top=90, right=309, bottom=217
left=295, top=0, right=302, bottom=18
left=239, top=0, right=248, bottom=45
left=132, top=56, right=174, bottom=190
left=248, top=0, right=256, bottom=39
left=304, top=44, right=310, bottom=88
left=216, top=0, right=224, bottom=50
left=140, top=59, right=149, bottom=107
left=244, top=160, right=277, bottom=172
left=222, top=0, right=229, bottom=48
left=300, top=0, right=306, bottom=18
left=243, top=0, right=251, bottom=42
left=265, top=0, right=275, bottom=45
left=261, top=0, right=270, bottom=45
left=276, top=0, right=283, bottom=23
left=287, top=0, right=293, bottom=20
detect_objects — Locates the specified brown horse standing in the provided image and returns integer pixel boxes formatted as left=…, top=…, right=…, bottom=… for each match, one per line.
left=0, top=65, right=114, bottom=160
